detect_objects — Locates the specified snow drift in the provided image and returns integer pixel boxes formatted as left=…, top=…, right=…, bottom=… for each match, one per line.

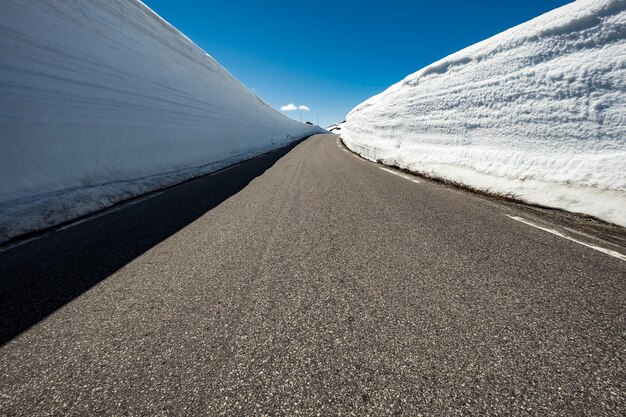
left=327, top=121, right=346, bottom=134
left=342, top=0, right=626, bottom=226
left=0, top=0, right=323, bottom=243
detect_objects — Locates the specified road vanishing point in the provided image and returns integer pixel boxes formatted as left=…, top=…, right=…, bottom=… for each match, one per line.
left=1, top=134, right=624, bottom=415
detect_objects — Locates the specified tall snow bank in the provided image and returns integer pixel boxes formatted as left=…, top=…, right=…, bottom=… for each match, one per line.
left=327, top=121, right=346, bottom=134
left=0, top=0, right=323, bottom=243
left=342, top=0, right=626, bottom=226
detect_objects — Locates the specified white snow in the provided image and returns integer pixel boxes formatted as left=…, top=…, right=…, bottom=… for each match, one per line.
left=0, top=0, right=323, bottom=243
left=342, top=0, right=626, bottom=227
left=327, top=121, right=346, bottom=134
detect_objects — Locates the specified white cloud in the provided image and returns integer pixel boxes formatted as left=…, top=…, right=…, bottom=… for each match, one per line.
left=281, top=103, right=310, bottom=111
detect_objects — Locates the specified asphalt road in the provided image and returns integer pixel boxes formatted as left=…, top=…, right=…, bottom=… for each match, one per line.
left=1, top=134, right=624, bottom=416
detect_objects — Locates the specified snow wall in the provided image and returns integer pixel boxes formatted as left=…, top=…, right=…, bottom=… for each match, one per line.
left=0, top=0, right=324, bottom=243
left=342, top=0, right=626, bottom=227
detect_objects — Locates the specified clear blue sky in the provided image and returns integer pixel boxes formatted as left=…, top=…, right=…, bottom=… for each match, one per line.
left=144, top=0, right=572, bottom=127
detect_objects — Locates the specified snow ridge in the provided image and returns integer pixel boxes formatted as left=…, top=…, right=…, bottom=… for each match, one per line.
left=0, top=0, right=323, bottom=243
left=342, top=0, right=626, bottom=226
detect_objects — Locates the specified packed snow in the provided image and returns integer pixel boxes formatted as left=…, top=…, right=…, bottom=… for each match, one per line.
left=342, top=0, right=626, bottom=227
left=327, top=121, right=346, bottom=134
left=0, top=0, right=323, bottom=243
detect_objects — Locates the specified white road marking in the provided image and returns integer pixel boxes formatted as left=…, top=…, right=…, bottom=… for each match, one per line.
left=379, top=167, right=420, bottom=183
left=1, top=157, right=248, bottom=252
left=506, top=215, right=626, bottom=262
left=57, top=191, right=165, bottom=231
left=0, top=148, right=279, bottom=253
left=0, top=236, right=40, bottom=253
left=0, top=189, right=169, bottom=253
left=218, top=162, right=241, bottom=172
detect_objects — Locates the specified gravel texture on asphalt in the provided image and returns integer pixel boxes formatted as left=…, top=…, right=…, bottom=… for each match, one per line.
left=1, top=134, right=625, bottom=416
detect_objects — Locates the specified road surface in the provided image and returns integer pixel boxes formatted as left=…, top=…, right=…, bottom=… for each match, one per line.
left=1, top=134, right=624, bottom=415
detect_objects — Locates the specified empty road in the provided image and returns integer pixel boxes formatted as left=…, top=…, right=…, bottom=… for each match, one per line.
left=1, top=134, right=624, bottom=416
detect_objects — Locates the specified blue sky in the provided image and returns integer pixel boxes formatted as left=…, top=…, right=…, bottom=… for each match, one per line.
left=144, top=0, right=572, bottom=127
